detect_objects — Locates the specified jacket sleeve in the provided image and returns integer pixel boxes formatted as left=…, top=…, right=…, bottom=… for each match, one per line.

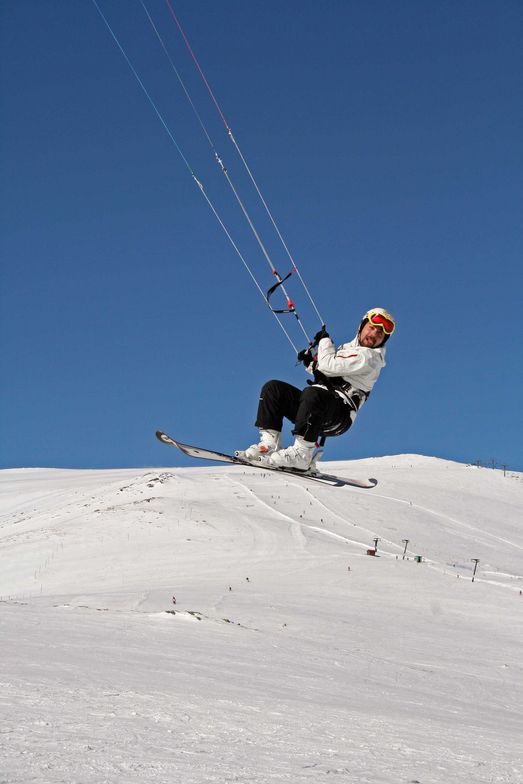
left=315, top=337, right=381, bottom=377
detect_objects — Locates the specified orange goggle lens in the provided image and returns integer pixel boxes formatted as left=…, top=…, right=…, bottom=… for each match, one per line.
left=369, top=312, right=395, bottom=334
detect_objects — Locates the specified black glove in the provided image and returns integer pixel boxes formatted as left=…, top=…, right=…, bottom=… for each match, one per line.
left=297, top=347, right=315, bottom=367
left=313, top=325, right=329, bottom=344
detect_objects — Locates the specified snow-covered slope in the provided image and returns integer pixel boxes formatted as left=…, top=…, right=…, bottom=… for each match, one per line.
left=1, top=456, right=522, bottom=783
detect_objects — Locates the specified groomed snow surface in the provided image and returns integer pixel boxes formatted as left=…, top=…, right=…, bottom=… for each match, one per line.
left=1, top=455, right=522, bottom=784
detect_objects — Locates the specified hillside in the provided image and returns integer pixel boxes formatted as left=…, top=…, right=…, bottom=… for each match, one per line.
left=1, top=456, right=522, bottom=783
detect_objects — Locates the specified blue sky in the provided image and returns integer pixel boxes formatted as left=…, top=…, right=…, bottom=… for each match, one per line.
left=1, top=0, right=522, bottom=471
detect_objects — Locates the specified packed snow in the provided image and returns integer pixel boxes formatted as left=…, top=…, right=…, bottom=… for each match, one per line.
left=1, top=455, right=522, bottom=783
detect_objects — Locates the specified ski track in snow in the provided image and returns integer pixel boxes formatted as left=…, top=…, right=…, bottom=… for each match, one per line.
left=1, top=457, right=522, bottom=784
left=228, top=466, right=523, bottom=591
left=370, top=488, right=523, bottom=551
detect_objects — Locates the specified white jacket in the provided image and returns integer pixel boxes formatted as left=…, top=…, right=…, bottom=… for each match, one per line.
left=312, top=334, right=386, bottom=407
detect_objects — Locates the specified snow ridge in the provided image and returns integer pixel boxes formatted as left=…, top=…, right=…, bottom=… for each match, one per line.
left=1, top=456, right=522, bottom=783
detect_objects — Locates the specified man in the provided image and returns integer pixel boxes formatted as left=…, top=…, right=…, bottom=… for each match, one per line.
left=236, top=307, right=395, bottom=471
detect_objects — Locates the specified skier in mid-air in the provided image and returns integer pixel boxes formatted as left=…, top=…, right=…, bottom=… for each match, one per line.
left=236, top=307, right=396, bottom=471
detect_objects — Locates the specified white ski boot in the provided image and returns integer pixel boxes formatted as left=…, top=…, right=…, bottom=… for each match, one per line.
left=263, top=436, right=316, bottom=472
left=235, top=429, right=281, bottom=462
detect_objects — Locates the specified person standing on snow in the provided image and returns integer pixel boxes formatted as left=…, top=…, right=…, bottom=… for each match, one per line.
left=236, top=307, right=396, bottom=471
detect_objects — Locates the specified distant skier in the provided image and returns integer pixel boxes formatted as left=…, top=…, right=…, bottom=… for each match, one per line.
left=236, top=307, right=396, bottom=470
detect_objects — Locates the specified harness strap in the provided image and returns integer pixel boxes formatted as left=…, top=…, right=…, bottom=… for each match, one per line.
left=309, top=369, right=369, bottom=411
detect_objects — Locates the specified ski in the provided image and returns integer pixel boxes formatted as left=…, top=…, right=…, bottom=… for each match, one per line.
left=155, top=431, right=377, bottom=489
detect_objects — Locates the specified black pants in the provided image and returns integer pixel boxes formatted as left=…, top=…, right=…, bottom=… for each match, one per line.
left=255, top=379, right=353, bottom=443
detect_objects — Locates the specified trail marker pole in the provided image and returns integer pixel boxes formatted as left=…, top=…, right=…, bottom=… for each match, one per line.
left=402, top=539, right=410, bottom=560
left=471, top=558, right=480, bottom=582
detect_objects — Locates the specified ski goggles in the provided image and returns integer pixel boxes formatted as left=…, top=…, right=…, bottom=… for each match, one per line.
left=366, top=309, right=396, bottom=335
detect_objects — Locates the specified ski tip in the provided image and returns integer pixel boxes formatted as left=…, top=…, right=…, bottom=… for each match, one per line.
left=369, top=477, right=378, bottom=487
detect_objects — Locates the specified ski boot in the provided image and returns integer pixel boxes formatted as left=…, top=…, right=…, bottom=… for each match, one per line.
left=235, top=429, right=281, bottom=463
